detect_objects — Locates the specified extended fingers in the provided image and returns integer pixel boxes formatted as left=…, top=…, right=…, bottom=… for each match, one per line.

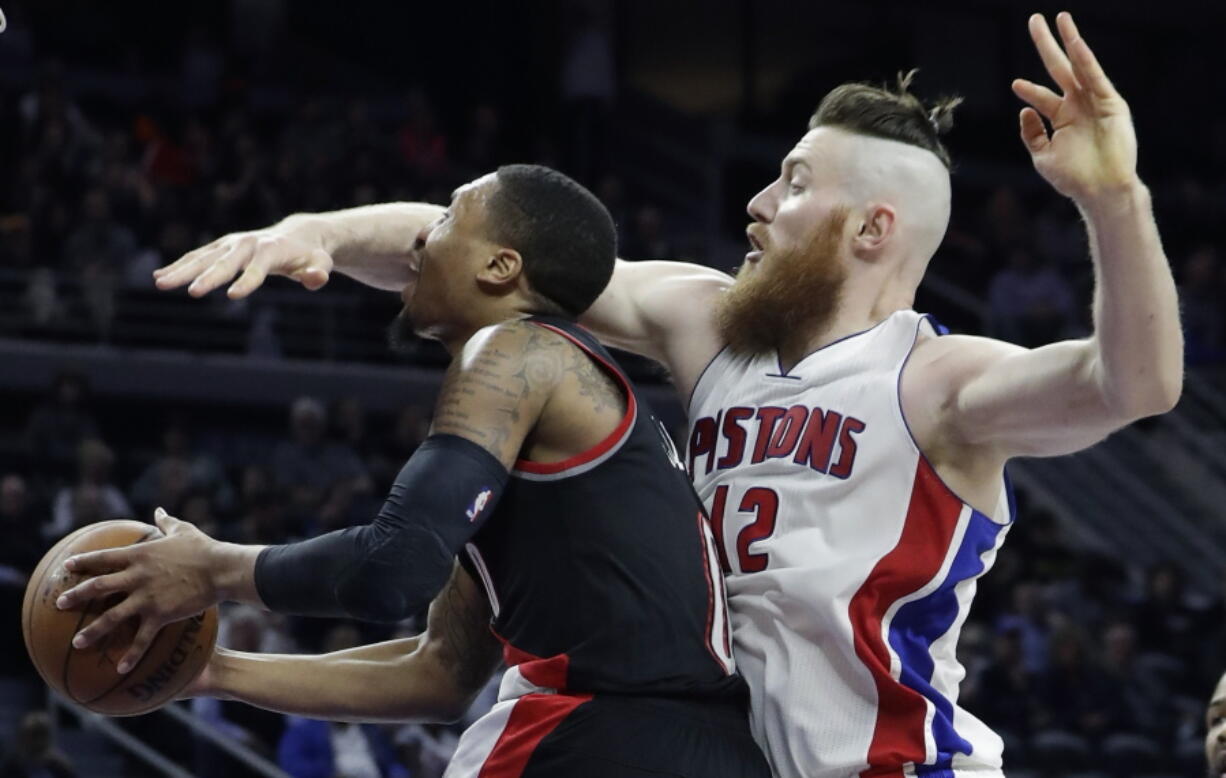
left=153, top=238, right=222, bottom=283
left=153, top=249, right=216, bottom=291
left=1055, top=12, right=1115, bottom=100
left=1012, top=79, right=1062, bottom=121
left=227, top=255, right=273, bottom=299
left=56, top=570, right=136, bottom=611
left=116, top=620, right=163, bottom=674
left=71, top=595, right=142, bottom=649
left=64, top=546, right=134, bottom=576
left=1028, top=13, right=1080, bottom=95
left=187, top=240, right=256, bottom=297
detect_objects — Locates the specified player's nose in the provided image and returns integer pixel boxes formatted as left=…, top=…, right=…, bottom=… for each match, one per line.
left=747, top=182, right=777, bottom=223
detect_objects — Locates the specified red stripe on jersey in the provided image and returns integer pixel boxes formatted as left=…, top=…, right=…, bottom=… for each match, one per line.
left=849, top=458, right=963, bottom=775
left=494, top=629, right=571, bottom=691
left=695, top=511, right=733, bottom=674
left=512, top=322, right=638, bottom=475
left=478, top=693, right=592, bottom=777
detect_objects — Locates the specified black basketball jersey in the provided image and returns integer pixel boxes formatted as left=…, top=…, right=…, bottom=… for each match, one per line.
left=460, top=316, right=741, bottom=700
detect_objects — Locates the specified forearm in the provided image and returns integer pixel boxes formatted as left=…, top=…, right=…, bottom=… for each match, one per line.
left=1080, top=182, right=1183, bottom=414
left=284, top=203, right=444, bottom=292
left=209, top=639, right=468, bottom=723
left=253, top=437, right=508, bottom=623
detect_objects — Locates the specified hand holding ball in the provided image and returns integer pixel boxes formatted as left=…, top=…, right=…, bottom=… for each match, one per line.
left=21, top=519, right=218, bottom=716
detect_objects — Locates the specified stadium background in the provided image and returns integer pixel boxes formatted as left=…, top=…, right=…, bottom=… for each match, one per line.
left=1, top=0, right=1225, bottom=776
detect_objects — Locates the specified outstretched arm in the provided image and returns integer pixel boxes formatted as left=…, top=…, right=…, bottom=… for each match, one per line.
left=155, top=209, right=732, bottom=398
left=904, top=13, right=1181, bottom=462
left=190, top=564, right=501, bottom=723
left=154, top=203, right=444, bottom=298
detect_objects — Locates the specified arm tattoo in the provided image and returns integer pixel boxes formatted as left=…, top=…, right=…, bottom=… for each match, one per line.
left=431, top=322, right=566, bottom=464
left=565, top=344, right=622, bottom=415
left=431, top=321, right=624, bottom=464
left=433, top=567, right=500, bottom=695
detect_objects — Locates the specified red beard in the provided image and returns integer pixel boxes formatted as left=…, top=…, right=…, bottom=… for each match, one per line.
left=717, top=207, right=849, bottom=357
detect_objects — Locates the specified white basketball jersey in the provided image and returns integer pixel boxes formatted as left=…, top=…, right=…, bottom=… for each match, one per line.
left=687, top=310, right=1013, bottom=778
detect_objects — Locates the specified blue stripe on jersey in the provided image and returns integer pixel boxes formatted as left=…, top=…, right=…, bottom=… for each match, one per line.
left=887, top=508, right=1009, bottom=771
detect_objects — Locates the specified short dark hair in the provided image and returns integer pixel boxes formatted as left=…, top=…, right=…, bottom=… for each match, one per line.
left=809, top=70, right=962, bottom=169
left=485, top=164, right=616, bottom=318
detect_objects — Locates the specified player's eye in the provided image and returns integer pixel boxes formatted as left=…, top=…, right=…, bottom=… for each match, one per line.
left=788, top=182, right=805, bottom=195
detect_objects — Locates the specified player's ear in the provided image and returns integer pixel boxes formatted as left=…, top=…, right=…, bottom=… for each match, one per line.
left=477, top=248, right=524, bottom=289
left=852, top=204, right=896, bottom=259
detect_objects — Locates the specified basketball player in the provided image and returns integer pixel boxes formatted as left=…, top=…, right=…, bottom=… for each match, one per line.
left=1208, top=671, right=1226, bottom=777
left=139, top=12, right=1178, bottom=777
left=56, top=165, right=769, bottom=777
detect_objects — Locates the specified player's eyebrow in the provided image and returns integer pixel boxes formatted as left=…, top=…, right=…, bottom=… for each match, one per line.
left=1208, top=696, right=1226, bottom=721
left=782, top=156, right=812, bottom=178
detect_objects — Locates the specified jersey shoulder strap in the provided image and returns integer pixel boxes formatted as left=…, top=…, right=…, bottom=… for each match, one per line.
left=524, top=315, right=632, bottom=385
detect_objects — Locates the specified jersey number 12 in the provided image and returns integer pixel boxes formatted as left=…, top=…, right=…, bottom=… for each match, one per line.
left=709, top=485, right=779, bottom=574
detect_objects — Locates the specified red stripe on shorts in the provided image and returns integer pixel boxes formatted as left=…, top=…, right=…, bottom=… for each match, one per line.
left=478, top=693, right=592, bottom=778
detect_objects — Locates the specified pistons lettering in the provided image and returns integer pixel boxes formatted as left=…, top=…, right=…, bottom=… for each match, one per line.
left=688, top=405, right=865, bottom=478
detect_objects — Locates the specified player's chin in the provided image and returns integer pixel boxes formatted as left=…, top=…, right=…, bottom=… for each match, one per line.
left=1210, top=748, right=1226, bottom=778
left=387, top=309, right=421, bottom=354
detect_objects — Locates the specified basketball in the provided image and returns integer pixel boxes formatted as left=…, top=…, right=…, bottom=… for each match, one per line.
left=21, top=519, right=219, bottom=716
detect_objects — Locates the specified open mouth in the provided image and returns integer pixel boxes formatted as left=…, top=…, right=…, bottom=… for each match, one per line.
left=408, top=237, right=426, bottom=274
left=745, top=228, right=765, bottom=262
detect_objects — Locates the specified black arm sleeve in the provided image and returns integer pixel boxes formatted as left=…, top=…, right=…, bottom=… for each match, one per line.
left=254, top=434, right=508, bottom=622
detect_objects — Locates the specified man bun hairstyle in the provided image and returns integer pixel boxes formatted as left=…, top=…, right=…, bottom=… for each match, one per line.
left=486, top=164, right=617, bottom=318
left=809, top=69, right=963, bottom=169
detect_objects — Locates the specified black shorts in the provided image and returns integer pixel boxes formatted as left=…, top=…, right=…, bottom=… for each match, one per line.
left=445, top=692, right=771, bottom=777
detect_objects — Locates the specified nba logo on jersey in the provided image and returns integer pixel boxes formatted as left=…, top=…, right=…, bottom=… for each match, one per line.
left=466, top=488, right=493, bottom=522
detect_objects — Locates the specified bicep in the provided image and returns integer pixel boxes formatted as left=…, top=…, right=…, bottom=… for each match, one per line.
left=429, top=323, right=562, bottom=468
left=581, top=259, right=730, bottom=395
left=930, top=336, right=1120, bottom=457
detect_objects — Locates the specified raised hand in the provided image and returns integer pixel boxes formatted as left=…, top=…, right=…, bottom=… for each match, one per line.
left=153, top=217, right=335, bottom=300
left=1012, top=12, right=1138, bottom=201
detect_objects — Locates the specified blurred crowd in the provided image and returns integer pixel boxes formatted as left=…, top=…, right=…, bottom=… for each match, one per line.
left=0, top=5, right=679, bottom=358
left=934, top=180, right=1226, bottom=366
left=959, top=506, right=1222, bottom=774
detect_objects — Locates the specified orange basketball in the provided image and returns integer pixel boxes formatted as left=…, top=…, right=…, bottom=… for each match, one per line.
left=21, top=519, right=219, bottom=716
